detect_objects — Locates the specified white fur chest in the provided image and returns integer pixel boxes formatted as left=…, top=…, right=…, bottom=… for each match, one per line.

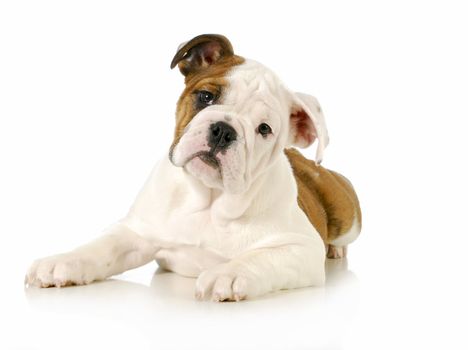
left=122, top=155, right=316, bottom=260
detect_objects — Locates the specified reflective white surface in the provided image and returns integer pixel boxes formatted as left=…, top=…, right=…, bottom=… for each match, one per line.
left=16, top=260, right=359, bottom=350
left=3, top=243, right=467, bottom=350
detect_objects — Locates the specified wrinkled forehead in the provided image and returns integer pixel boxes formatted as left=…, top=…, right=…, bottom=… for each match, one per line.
left=223, top=60, right=288, bottom=110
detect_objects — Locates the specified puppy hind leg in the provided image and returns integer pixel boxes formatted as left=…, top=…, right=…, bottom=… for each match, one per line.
left=327, top=244, right=347, bottom=259
left=327, top=216, right=360, bottom=259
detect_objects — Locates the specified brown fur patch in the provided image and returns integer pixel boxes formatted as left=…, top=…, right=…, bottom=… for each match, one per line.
left=171, top=55, right=245, bottom=153
left=285, top=148, right=362, bottom=244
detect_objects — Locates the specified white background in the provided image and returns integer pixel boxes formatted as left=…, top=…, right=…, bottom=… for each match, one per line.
left=1, top=1, right=467, bottom=349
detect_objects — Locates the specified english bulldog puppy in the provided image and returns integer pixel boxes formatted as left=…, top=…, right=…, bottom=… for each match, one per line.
left=25, top=34, right=361, bottom=301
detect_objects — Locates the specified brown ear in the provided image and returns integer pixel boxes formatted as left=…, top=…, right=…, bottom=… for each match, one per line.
left=170, top=34, right=234, bottom=76
left=289, top=92, right=329, bottom=163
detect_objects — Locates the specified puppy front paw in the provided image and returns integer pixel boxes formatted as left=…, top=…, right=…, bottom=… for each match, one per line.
left=25, top=253, right=99, bottom=288
left=195, top=264, right=259, bottom=302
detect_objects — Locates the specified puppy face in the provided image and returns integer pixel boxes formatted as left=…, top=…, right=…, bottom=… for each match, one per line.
left=169, top=35, right=329, bottom=194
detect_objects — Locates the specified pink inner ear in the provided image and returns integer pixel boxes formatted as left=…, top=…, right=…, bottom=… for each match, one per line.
left=291, top=110, right=317, bottom=147
left=198, top=41, right=222, bottom=66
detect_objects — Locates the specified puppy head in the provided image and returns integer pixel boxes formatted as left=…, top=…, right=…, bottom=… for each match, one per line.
left=169, top=34, right=329, bottom=194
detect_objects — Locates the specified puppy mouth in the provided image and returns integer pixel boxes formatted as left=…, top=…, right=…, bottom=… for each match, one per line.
left=169, top=143, right=221, bottom=170
left=188, top=151, right=220, bottom=169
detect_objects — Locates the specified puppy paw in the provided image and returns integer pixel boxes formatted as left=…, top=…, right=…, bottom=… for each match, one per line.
left=195, top=264, right=258, bottom=302
left=25, top=253, right=99, bottom=288
left=326, top=245, right=347, bottom=259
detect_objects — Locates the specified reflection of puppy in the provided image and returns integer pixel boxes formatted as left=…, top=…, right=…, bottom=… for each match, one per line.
left=26, top=34, right=361, bottom=301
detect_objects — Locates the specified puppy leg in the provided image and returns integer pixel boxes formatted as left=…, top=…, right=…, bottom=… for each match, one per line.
left=25, top=223, right=157, bottom=288
left=155, top=246, right=227, bottom=278
left=195, top=234, right=325, bottom=301
left=327, top=245, right=347, bottom=259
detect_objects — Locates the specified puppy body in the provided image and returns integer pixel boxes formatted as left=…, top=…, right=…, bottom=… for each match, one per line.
left=125, top=149, right=325, bottom=295
left=26, top=35, right=361, bottom=301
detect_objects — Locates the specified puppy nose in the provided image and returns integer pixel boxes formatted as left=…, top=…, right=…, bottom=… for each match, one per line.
left=208, top=121, right=237, bottom=152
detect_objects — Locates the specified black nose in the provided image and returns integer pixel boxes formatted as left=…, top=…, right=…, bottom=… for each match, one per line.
left=208, top=121, right=237, bottom=153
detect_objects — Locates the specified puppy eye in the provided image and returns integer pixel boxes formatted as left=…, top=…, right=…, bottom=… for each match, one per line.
left=257, top=123, right=272, bottom=137
left=197, top=90, right=215, bottom=106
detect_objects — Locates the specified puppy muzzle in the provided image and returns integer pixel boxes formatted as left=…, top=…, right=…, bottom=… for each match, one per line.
left=170, top=110, right=242, bottom=168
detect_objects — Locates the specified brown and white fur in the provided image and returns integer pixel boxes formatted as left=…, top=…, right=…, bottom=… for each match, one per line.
left=25, top=34, right=361, bottom=301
